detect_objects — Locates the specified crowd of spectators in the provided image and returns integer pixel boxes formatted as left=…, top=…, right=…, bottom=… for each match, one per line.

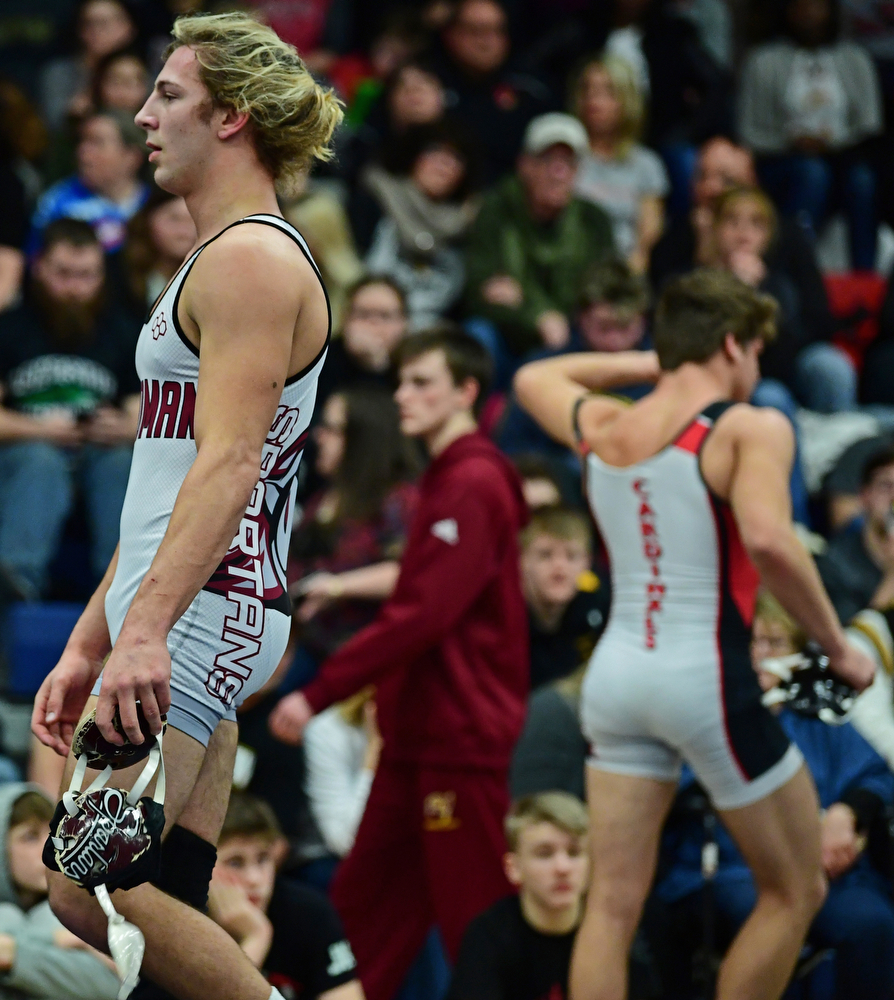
left=8, top=0, right=894, bottom=998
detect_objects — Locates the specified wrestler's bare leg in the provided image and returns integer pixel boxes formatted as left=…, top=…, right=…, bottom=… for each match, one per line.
left=716, top=765, right=827, bottom=1000
left=569, top=768, right=677, bottom=1000
left=47, top=697, right=272, bottom=1000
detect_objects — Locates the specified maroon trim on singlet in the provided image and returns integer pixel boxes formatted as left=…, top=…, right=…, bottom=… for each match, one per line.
left=674, top=416, right=712, bottom=455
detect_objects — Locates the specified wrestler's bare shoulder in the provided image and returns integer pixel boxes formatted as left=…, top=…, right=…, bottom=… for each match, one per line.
left=187, top=221, right=318, bottom=305
left=177, top=219, right=328, bottom=364
left=707, top=401, right=793, bottom=450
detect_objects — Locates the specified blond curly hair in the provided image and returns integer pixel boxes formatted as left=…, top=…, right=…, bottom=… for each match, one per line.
left=165, top=11, right=343, bottom=195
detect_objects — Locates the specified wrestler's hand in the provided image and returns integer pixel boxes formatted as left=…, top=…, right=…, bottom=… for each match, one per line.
left=32, top=647, right=106, bottom=756
left=827, top=643, right=876, bottom=693
left=268, top=691, right=314, bottom=745
left=95, top=636, right=171, bottom=745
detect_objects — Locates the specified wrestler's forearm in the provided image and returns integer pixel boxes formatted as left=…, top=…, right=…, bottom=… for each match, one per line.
left=117, top=450, right=260, bottom=641
left=65, top=547, right=118, bottom=658
left=515, top=351, right=660, bottom=396
left=751, top=527, right=848, bottom=658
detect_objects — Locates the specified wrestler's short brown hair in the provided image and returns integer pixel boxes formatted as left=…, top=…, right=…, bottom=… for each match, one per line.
left=654, top=269, right=777, bottom=371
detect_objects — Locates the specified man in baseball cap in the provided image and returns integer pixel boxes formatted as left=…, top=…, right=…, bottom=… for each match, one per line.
left=465, top=113, right=615, bottom=362
left=522, top=113, right=590, bottom=157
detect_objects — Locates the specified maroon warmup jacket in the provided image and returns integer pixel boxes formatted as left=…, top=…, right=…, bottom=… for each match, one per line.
left=301, top=432, right=529, bottom=769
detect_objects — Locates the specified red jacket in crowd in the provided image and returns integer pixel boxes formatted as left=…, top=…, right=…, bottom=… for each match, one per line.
left=302, top=432, right=530, bottom=770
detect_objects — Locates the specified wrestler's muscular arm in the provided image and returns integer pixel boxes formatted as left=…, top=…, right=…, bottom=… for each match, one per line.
left=513, top=350, right=661, bottom=449
left=35, top=227, right=317, bottom=748
left=714, top=406, right=875, bottom=691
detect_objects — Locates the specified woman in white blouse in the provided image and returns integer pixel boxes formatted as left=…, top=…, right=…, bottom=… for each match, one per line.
left=572, top=54, right=670, bottom=274
left=303, top=686, right=382, bottom=857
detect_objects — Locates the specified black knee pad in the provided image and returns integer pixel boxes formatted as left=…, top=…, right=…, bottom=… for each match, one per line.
left=153, top=824, right=217, bottom=911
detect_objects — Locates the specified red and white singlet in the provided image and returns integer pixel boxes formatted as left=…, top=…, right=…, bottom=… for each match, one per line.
left=580, top=401, right=802, bottom=809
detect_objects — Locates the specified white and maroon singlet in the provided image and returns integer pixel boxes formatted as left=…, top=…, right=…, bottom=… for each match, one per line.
left=103, top=214, right=329, bottom=745
left=579, top=401, right=802, bottom=809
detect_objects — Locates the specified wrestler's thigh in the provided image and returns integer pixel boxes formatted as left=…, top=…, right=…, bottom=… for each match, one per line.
left=175, top=720, right=238, bottom=844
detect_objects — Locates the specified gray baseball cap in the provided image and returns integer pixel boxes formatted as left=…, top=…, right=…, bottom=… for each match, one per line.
left=522, top=113, right=589, bottom=157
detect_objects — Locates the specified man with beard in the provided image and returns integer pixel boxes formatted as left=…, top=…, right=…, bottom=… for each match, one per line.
left=0, top=218, right=139, bottom=599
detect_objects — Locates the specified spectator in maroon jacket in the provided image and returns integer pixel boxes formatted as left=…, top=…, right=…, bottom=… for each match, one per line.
left=269, top=327, right=530, bottom=1000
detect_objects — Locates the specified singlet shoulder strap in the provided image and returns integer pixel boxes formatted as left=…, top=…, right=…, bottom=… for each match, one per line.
left=229, top=214, right=332, bottom=350
left=673, top=400, right=736, bottom=457
left=572, top=395, right=590, bottom=453
left=701, top=400, right=736, bottom=423
left=571, top=392, right=632, bottom=456
left=170, top=213, right=332, bottom=367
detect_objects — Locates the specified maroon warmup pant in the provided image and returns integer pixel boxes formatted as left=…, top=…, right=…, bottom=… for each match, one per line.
left=330, top=759, right=513, bottom=1000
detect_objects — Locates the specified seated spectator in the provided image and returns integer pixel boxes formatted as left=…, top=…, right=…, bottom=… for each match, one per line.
left=822, top=431, right=894, bottom=530
left=0, top=782, right=119, bottom=999
left=497, top=259, right=648, bottom=471
left=464, top=113, right=615, bottom=372
left=90, top=46, right=150, bottom=116
left=43, top=43, right=151, bottom=186
left=362, top=121, right=481, bottom=330
left=315, top=277, right=409, bottom=409
left=0, top=219, right=139, bottom=598
left=591, top=0, right=734, bottom=209
left=447, top=792, right=589, bottom=1000
left=572, top=54, right=669, bottom=274
left=520, top=507, right=609, bottom=690
left=844, top=607, right=894, bottom=771
left=119, top=186, right=196, bottom=317
left=710, top=186, right=854, bottom=412
left=342, top=57, right=449, bottom=187
left=283, top=387, right=419, bottom=679
left=512, top=454, right=564, bottom=511
left=510, top=667, right=589, bottom=802
left=40, top=0, right=139, bottom=131
left=29, top=109, right=149, bottom=255
left=657, top=592, right=894, bottom=1000
left=817, top=446, right=894, bottom=621
left=738, top=0, right=883, bottom=270
left=199, top=792, right=362, bottom=999
left=303, top=687, right=382, bottom=858
left=650, top=136, right=833, bottom=345
left=0, top=86, right=31, bottom=314
left=430, top=0, right=554, bottom=183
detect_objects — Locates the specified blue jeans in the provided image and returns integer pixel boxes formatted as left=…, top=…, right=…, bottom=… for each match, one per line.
left=751, top=379, right=810, bottom=525
left=0, top=442, right=132, bottom=597
left=759, top=153, right=878, bottom=270
left=711, top=864, right=894, bottom=1000
left=794, top=343, right=857, bottom=413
